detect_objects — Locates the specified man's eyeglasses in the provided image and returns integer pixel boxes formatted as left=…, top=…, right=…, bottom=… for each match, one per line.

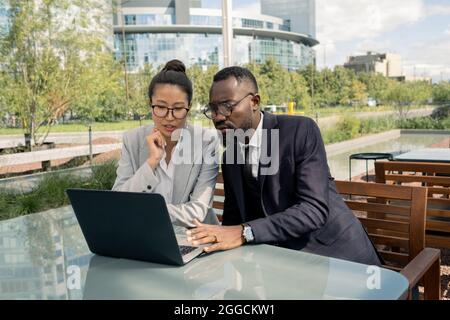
left=203, top=93, right=255, bottom=120
left=151, top=105, right=190, bottom=119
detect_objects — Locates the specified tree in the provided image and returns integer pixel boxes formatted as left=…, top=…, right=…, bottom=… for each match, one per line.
left=358, top=72, right=390, bottom=104
left=348, top=80, right=368, bottom=107
left=126, top=64, right=155, bottom=121
left=432, top=81, right=450, bottom=104
left=384, top=81, right=432, bottom=120
left=187, top=64, right=218, bottom=112
left=258, top=57, right=291, bottom=105
left=0, top=0, right=123, bottom=145
left=288, top=71, right=310, bottom=111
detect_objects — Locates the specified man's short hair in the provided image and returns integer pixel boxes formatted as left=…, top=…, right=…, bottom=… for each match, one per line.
left=213, top=66, right=259, bottom=93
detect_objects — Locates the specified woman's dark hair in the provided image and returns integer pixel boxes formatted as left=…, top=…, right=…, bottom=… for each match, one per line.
left=148, top=59, right=193, bottom=105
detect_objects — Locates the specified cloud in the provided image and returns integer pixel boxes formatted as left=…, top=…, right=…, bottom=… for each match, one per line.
left=316, top=0, right=425, bottom=43
left=233, top=0, right=260, bottom=13
left=403, top=33, right=450, bottom=78
left=315, top=0, right=450, bottom=80
left=425, top=5, right=450, bottom=16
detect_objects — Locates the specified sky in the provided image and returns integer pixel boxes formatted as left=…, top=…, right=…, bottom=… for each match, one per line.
left=203, top=0, right=450, bottom=82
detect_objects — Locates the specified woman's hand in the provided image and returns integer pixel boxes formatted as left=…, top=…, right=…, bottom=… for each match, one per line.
left=146, top=128, right=166, bottom=170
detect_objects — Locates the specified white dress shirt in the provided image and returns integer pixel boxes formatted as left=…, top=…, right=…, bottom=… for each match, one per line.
left=239, top=112, right=264, bottom=178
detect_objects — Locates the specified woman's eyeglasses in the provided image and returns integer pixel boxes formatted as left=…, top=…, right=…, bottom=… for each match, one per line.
left=151, top=105, right=190, bottom=119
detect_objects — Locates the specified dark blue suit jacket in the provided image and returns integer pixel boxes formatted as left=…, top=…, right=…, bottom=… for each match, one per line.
left=221, top=112, right=381, bottom=266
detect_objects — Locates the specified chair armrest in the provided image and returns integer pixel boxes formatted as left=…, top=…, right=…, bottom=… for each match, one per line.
left=400, top=248, right=441, bottom=300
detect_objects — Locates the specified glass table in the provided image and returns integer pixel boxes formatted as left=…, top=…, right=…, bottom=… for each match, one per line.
left=394, top=148, right=450, bottom=163
left=0, top=206, right=409, bottom=300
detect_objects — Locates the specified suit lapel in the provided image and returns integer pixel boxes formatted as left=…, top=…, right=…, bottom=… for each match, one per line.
left=138, top=125, right=153, bottom=167
left=172, top=126, right=195, bottom=204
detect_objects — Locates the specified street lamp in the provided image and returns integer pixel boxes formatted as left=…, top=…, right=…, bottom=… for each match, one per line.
left=222, top=0, right=233, bottom=67
left=115, top=1, right=132, bottom=113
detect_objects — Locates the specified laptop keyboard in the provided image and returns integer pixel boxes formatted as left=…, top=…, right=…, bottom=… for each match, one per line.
left=179, top=245, right=198, bottom=256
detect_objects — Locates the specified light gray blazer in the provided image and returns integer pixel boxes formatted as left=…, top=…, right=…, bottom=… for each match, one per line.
left=112, top=124, right=220, bottom=227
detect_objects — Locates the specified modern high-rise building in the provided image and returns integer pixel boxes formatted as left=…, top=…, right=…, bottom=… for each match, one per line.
left=114, top=0, right=318, bottom=72
left=261, top=0, right=316, bottom=38
left=0, top=0, right=8, bottom=34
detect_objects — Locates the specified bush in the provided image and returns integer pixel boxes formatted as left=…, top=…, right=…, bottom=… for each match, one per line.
left=398, top=117, right=447, bottom=130
left=322, top=116, right=397, bottom=144
left=0, top=161, right=118, bottom=221
left=336, top=116, right=361, bottom=140
left=90, top=160, right=118, bottom=190
left=431, top=105, right=450, bottom=120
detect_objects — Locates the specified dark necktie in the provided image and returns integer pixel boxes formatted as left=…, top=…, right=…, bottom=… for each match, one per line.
left=243, top=144, right=256, bottom=181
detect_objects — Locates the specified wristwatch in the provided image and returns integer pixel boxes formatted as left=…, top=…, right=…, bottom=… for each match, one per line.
left=242, top=224, right=255, bottom=243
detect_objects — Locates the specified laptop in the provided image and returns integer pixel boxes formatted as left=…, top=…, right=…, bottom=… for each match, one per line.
left=66, top=189, right=204, bottom=266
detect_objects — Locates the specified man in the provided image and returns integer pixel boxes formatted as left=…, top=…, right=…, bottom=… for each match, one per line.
left=187, top=66, right=381, bottom=266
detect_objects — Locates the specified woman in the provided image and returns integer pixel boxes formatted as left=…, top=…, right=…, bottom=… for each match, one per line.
left=112, top=60, right=219, bottom=228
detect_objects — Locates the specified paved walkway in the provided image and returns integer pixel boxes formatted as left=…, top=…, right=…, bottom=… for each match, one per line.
left=0, top=131, right=125, bottom=149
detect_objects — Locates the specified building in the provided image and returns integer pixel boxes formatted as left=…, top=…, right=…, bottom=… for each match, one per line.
left=114, top=0, right=318, bottom=72
left=0, top=0, right=8, bottom=34
left=261, top=0, right=316, bottom=38
left=344, top=52, right=402, bottom=78
left=393, top=75, right=433, bottom=84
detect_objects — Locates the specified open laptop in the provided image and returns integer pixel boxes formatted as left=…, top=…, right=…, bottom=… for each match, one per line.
left=66, top=189, right=204, bottom=266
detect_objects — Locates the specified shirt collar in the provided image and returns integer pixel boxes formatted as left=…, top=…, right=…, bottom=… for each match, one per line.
left=248, top=112, right=264, bottom=149
left=159, top=125, right=187, bottom=165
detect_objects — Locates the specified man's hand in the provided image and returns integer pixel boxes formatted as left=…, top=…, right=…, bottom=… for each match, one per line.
left=186, top=219, right=245, bottom=253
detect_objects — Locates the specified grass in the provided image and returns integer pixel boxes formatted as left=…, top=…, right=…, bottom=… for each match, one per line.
left=320, top=110, right=449, bottom=145
left=295, top=104, right=432, bottom=118
left=0, top=118, right=219, bottom=135
left=1, top=106, right=447, bottom=220
left=0, top=105, right=435, bottom=135
left=0, top=160, right=118, bottom=221
left=0, top=120, right=153, bottom=135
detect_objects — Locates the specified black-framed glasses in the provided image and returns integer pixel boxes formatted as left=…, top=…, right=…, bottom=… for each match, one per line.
left=203, top=93, right=255, bottom=120
left=151, top=105, right=190, bottom=119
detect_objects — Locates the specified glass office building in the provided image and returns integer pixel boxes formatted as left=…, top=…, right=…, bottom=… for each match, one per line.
left=114, top=0, right=318, bottom=72
left=261, top=0, right=316, bottom=38
left=0, top=1, right=8, bottom=34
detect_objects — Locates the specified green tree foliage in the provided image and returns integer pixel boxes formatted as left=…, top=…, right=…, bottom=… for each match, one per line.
left=357, top=72, right=391, bottom=103
left=0, top=0, right=123, bottom=144
left=432, top=82, right=450, bottom=104
left=384, top=80, right=432, bottom=119
left=126, top=64, right=155, bottom=121
left=187, top=64, right=218, bottom=112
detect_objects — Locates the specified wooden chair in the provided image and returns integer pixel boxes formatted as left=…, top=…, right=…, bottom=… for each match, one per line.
left=213, top=172, right=441, bottom=299
left=335, top=180, right=441, bottom=300
left=375, top=161, right=450, bottom=248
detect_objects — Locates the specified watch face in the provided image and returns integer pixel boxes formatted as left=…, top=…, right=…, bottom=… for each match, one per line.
left=244, top=226, right=254, bottom=242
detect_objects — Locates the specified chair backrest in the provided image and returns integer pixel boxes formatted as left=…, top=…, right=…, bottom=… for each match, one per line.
left=335, top=180, right=428, bottom=271
left=213, top=172, right=224, bottom=221
left=375, top=161, right=450, bottom=248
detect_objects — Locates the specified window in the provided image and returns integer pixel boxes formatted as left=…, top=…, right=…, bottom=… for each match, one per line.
left=124, top=15, right=136, bottom=25
left=241, top=19, right=264, bottom=29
